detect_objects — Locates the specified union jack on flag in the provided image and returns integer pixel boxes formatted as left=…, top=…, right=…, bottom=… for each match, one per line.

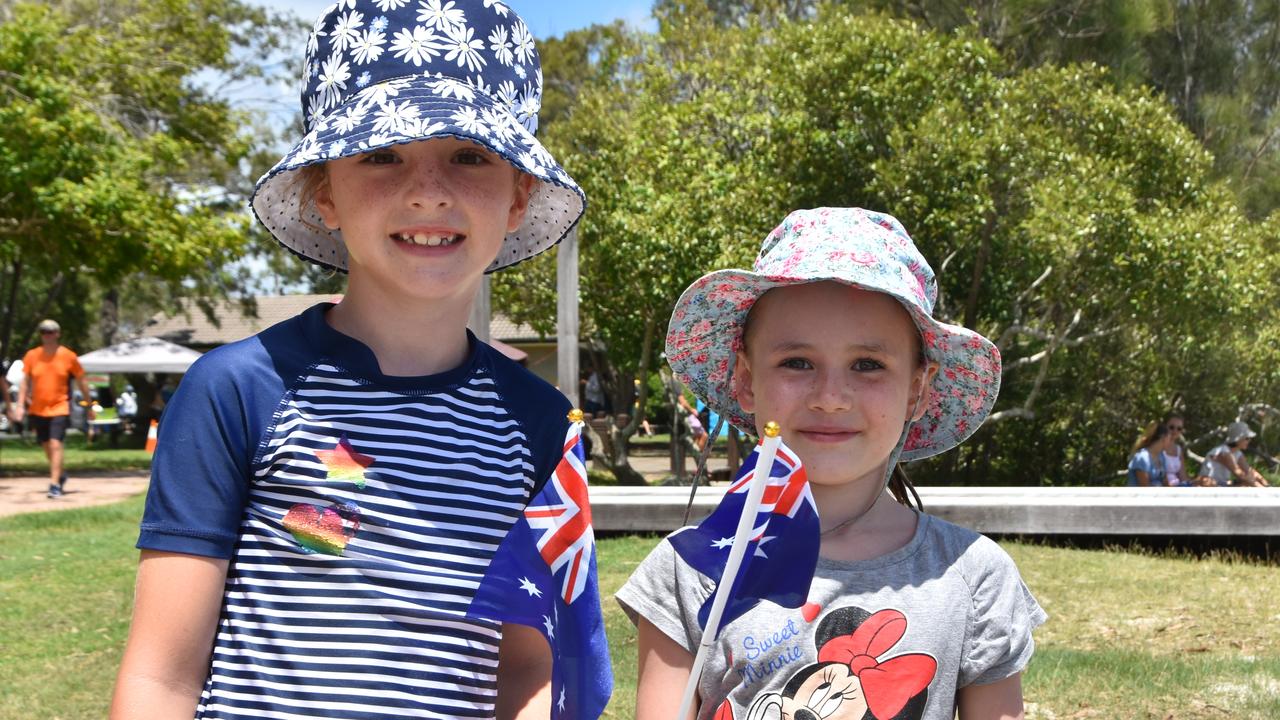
left=467, top=419, right=612, bottom=719
left=669, top=439, right=820, bottom=631
left=525, top=426, right=595, bottom=603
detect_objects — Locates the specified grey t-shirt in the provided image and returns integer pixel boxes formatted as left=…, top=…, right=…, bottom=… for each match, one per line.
left=616, top=512, right=1047, bottom=720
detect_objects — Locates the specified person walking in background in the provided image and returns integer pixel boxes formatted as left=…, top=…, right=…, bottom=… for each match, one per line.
left=1160, top=413, right=1191, bottom=486
left=677, top=392, right=708, bottom=452
left=583, top=369, right=606, bottom=416
left=1196, top=421, right=1272, bottom=487
left=1127, top=422, right=1171, bottom=487
left=15, top=319, right=93, bottom=498
left=0, top=371, right=13, bottom=428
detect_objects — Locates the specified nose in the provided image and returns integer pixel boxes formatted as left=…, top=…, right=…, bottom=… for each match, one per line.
left=808, top=369, right=852, bottom=413
left=793, top=710, right=820, bottom=720
left=404, top=156, right=453, bottom=210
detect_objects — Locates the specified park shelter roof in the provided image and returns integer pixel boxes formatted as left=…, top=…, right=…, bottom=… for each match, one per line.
left=78, top=337, right=202, bottom=374
left=141, top=294, right=539, bottom=361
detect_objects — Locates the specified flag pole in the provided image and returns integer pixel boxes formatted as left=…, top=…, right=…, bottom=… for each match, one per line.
left=674, top=421, right=783, bottom=720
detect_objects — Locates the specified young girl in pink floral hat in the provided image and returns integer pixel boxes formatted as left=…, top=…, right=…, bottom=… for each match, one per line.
left=617, top=207, right=1046, bottom=720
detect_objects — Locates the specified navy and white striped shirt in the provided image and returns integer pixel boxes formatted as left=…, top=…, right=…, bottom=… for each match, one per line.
left=138, top=303, right=571, bottom=719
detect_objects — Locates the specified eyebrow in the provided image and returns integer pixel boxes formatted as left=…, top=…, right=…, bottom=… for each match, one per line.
left=767, top=340, right=892, bottom=354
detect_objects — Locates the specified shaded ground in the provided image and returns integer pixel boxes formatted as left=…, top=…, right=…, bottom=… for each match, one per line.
left=0, top=471, right=149, bottom=518
left=0, top=452, right=723, bottom=519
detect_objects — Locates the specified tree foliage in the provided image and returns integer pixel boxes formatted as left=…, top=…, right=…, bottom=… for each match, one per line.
left=497, top=4, right=1279, bottom=485
left=0, top=0, right=297, bottom=355
left=654, top=0, right=1280, bottom=219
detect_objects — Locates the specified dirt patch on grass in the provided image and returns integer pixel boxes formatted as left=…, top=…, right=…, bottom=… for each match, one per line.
left=0, top=472, right=149, bottom=518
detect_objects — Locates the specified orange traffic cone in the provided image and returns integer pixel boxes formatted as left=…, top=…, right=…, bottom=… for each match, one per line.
left=145, top=419, right=159, bottom=454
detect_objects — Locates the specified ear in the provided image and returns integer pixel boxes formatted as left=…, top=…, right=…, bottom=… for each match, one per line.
left=732, top=350, right=756, bottom=414
left=507, top=172, right=536, bottom=233
left=313, top=176, right=340, bottom=231
left=907, top=362, right=938, bottom=422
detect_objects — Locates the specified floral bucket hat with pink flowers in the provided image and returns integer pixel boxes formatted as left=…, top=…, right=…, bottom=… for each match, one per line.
left=251, top=0, right=584, bottom=274
left=665, top=207, right=1001, bottom=462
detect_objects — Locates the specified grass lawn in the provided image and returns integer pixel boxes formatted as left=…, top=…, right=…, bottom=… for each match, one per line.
left=0, top=433, right=151, bottom=476
left=2, top=498, right=1278, bottom=719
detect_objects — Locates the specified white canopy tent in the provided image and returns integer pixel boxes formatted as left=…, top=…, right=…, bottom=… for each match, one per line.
left=78, top=337, right=202, bottom=374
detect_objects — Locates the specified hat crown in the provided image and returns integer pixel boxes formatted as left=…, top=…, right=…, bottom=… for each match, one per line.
left=753, top=208, right=939, bottom=317
left=1226, top=421, right=1255, bottom=443
left=302, top=0, right=541, bottom=135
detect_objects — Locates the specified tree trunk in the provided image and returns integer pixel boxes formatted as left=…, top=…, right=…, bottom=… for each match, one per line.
left=964, top=211, right=996, bottom=330
left=597, top=314, right=658, bottom=486
left=100, top=288, right=120, bottom=347
left=0, top=259, right=21, bottom=363
left=21, top=271, right=65, bottom=353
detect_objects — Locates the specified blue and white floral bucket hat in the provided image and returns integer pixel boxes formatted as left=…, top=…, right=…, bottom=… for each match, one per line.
left=666, top=207, right=1001, bottom=461
left=251, top=0, right=585, bottom=273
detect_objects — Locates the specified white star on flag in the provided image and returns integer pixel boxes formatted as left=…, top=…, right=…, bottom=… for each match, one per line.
left=754, top=535, right=776, bottom=559
left=558, top=686, right=566, bottom=711
left=518, top=577, right=542, bottom=597
left=711, top=536, right=734, bottom=550
left=542, top=614, right=555, bottom=639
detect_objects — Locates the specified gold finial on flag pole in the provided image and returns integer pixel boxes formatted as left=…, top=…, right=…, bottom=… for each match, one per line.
left=764, top=421, right=780, bottom=438
left=568, top=408, right=585, bottom=423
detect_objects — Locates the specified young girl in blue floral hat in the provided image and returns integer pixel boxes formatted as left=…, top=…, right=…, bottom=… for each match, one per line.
left=111, top=2, right=600, bottom=718
left=618, top=208, right=1046, bottom=720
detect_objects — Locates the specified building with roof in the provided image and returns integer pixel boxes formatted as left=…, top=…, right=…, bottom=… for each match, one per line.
left=142, top=294, right=561, bottom=385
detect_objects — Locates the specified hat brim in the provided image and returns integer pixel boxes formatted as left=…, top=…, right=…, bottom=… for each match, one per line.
left=666, top=269, right=1002, bottom=461
left=251, top=76, right=585, bottom=273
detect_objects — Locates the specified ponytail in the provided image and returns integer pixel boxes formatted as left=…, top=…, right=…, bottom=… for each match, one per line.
left=888, top=464, right=923, bottom=511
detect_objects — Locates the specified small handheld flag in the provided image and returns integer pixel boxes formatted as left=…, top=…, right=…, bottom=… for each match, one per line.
left=669, top=424, right=820, bottom=629
left=672, top=423, right=819, bottom=720
left=467, top=410, right=612, bottom=719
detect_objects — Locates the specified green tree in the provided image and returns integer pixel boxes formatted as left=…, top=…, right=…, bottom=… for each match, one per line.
left=656, top=0, right=1280, bottom=219
left=499, top=5, right=1279, bottom=485
left=0, top=0, right=298, bottom=356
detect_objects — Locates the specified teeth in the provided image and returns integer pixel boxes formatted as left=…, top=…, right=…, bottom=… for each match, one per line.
left=397, top=233, right=460, bottom=246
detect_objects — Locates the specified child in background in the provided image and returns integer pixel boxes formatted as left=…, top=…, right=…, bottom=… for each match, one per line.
left=1197, top=421, right=1271, bottom=487
left=110, top=1, right=590, bottom=718
left=679, top=392, right=709, bottom=451
left=619, top=208, right=1046, bottom=719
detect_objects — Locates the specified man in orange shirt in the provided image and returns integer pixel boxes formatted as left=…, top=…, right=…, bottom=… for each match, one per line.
left=16, top=319, right=93, bottom=498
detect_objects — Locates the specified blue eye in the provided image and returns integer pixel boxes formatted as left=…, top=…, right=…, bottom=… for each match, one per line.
left=780, top=357, right=812, bottom=370
left=853, top=359, right=885, bottom=372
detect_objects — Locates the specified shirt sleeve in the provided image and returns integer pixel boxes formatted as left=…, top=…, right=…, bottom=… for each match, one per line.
left=1127, top=451, right=1150, bottom=474
left=615, top=536, right=714, bottom=654
left=136, top=347, right=263, bottom=558
left=68, top=351, right=84, bottom=379
left=958, top=537, right=1048, bottom=687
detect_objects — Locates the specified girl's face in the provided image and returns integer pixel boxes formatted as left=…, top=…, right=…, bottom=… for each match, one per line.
left=734, top=282, right=935, bottom=489
left=314, top=137, right=534, bottom=303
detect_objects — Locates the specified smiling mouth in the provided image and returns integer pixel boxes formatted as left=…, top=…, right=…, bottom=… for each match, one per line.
left=391, top=232, right=464, bottom=247
left=798, top=429, right=859, bottom=441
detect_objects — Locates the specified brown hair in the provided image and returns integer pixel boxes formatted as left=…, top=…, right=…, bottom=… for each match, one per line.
left=1131, top=421, right=1170, bottom=456
left=290, top=164, right=331, bottom=232
left=889, top=465, right=923, bottom=510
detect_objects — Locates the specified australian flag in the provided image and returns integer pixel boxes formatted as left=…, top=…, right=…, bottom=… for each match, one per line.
left=669, top=440, right=820, bottom=631
left=467, top=421, right=612, bottom=719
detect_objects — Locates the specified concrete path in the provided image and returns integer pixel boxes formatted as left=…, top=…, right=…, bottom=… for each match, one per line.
left=0, top=471, right=149, bottom=519
left=589, top=485, right=1280, bottom=535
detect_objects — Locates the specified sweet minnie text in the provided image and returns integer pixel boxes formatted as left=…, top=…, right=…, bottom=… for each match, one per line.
left=736, top=618, right=807, bottom=686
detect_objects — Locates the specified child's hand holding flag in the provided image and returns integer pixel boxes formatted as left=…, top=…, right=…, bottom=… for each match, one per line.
left=467, top=410, right=612, bottom=720
left=669, top=423, right=820, bottom=719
